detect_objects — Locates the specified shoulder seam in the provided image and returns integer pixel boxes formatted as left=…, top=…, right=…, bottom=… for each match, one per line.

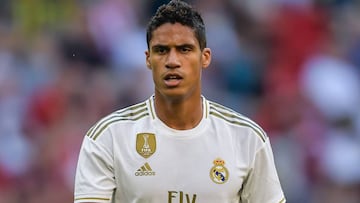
left=209, top=102, right=267, bottom=142
left=87, top=102, right=149, bottom=141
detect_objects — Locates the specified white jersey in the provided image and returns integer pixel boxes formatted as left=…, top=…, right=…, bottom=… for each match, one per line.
left=74, top=96, right=285, bottom=203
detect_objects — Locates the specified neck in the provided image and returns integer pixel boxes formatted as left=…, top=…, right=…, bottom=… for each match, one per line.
left=154, top=94, right=203, bottom=130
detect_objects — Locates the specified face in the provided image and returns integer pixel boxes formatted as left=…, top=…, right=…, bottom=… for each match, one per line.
left=145, top=23, right=211, bottom=101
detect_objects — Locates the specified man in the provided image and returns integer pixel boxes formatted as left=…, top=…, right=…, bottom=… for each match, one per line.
left=74, top=1, right=286, bottom=202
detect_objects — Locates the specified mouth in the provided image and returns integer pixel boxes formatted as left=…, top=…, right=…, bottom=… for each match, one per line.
left=164, top=73, right=183, bottom=87
left=164, top=73, right=183, bottom=80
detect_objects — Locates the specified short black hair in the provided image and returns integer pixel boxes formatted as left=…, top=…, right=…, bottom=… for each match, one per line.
left=146, top=0, right=207, bottom=50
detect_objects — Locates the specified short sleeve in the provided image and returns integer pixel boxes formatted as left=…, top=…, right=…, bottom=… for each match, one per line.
left=240, top=137, right=286, bottom=203
left=74, top=135, right=115, bottom=203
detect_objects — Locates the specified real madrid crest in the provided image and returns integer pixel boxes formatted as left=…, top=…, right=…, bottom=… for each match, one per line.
left=210, top=158, right=229, bottom=184
left=136, top=133, right=156, bottom=158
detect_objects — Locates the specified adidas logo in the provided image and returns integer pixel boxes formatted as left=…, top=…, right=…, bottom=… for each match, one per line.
left=135, top=162, right=156, bottom=176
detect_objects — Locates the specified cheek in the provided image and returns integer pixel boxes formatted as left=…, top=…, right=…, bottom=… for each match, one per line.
left=151, top=67, right=162, bottom=83
left=190, top=58, right=203, bottom=74
left=149, top=57, right=163, bottom=69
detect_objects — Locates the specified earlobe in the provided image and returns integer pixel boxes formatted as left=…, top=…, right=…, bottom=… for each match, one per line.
left=202, top=48, right=211, bottom=69
left=145, top=50, right=152, bottom=69
left=146, top=60, right=151, bottom=69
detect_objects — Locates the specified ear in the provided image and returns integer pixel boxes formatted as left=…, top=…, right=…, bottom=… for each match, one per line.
left=145, top=50, right=152, bottom=69
left=201, top=48, right=211, bottom=69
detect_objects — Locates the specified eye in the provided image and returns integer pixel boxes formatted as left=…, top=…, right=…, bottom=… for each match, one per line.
left=153, top=46, right=168, bottom=55
left=180, top=46, right=192, bottom=53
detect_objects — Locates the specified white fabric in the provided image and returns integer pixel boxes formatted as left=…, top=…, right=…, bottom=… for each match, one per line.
left=74, top=96, right=285, bottom=203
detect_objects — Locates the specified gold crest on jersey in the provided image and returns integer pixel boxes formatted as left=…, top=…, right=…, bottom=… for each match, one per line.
left=210, top=158, right=229, bottom=184
left=136, top=133, right=156, bottom=158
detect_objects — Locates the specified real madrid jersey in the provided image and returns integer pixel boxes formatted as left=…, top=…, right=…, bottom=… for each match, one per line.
left=74, top=96, right=285, bottom=203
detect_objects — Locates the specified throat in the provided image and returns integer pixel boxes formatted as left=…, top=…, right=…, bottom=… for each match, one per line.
left=165, top=112, right=202, bottom=130
left=155, top=99, right=203, bottom=130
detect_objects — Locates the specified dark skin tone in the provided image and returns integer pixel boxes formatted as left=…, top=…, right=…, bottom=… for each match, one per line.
left=146, top=22, right=211, bottom=130
left=83, top=22, right=212, bottom=203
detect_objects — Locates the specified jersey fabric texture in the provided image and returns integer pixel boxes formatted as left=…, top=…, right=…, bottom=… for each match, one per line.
left=74, top=96, right=285, bottom=203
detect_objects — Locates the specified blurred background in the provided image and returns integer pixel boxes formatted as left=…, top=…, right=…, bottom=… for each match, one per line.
left=0, top=0, right=360, bottom=202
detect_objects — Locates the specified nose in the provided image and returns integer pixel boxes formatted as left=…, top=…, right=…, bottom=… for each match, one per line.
left=165, top=49, right=180, bottom=69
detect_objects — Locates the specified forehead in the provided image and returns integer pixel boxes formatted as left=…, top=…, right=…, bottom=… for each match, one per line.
left=149, top=23, right=199, bottom=47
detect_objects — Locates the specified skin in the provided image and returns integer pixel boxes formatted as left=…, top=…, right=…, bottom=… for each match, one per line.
left=82, top=23, right=211, bottom=203
left=145, top=22, right=211, bottom=130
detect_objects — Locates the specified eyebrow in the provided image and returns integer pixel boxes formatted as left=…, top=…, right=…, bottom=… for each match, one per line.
left=151, top=44, right=167, bottom=49
left=151, top=43, right=196, bottom=50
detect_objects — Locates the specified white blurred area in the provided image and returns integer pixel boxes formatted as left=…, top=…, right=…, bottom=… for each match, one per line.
left=0, top=0, right=360, bottom=202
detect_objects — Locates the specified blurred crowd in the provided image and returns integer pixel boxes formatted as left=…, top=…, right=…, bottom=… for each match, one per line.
left=0, top=0, right=360, bottom=202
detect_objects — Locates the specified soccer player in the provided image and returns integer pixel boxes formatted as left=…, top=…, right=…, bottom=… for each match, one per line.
left=74, top=0, right=286, bottom=202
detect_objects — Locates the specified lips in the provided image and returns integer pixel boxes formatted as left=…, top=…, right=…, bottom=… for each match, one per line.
left=164, top=73, right=182, bottom=80
left=164, top=73, right=183, bottom=87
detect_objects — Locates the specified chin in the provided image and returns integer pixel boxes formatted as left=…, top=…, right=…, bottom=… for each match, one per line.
left=158, top=89, right=189, bottom=100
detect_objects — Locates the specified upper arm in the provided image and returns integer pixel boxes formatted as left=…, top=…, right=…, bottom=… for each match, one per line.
left=240, top=138, right=285, bottom=203
left=74, top=136, right=115, bottom=203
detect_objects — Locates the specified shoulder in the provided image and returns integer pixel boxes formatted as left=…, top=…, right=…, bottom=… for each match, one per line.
left=207, top=100, right=267, bottom=143
left=85, top=100, right=150, bottom=141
